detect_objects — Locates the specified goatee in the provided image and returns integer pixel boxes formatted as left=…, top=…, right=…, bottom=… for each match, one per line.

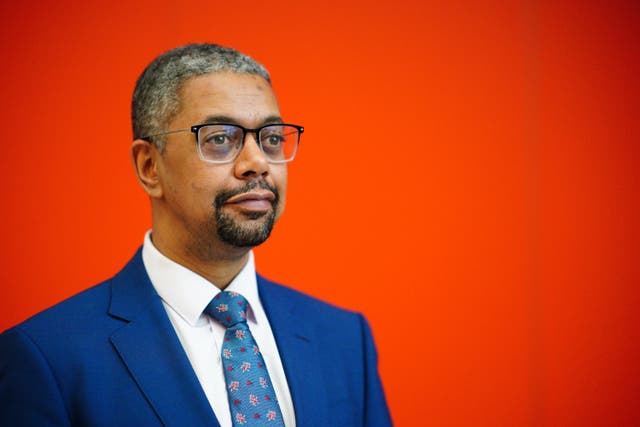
left=213, top=180, right=279, bottom=247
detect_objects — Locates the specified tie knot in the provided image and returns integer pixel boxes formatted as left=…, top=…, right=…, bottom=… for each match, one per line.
left=205, top=291, right=249, bottom=328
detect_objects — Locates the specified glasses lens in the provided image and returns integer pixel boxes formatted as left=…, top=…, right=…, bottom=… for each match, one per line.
left=259, top=125, right=299, bottom=162
left=197, top=125, right=243, bottom=162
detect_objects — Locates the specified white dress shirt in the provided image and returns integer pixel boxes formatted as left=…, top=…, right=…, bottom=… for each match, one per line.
left=141, top=232, right=296, bottom=427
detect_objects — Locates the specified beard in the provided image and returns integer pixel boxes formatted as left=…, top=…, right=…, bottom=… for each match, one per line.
left=213, top=180, right=280, bottom=248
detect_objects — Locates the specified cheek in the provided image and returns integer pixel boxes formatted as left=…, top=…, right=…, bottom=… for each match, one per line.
left=189, top=164, right=232, bottom=193
left=172, top=168, right=222, bottom=213
left=274, top=166, right=288, bottom=218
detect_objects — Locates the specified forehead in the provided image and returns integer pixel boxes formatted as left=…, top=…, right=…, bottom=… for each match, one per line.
left=174, top=72, right=280, bottom=127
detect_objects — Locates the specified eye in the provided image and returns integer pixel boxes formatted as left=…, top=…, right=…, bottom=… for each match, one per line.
left=265, top=134, right=284, bottom=146
left=205, top=131, right=232, bottom=145
left=261, top=129, right=285, bottom=147
left=197, top=125, right=244, bottom=162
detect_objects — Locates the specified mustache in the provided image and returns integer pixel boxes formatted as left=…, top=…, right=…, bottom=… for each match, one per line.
left=214, top=180, right=280, bottom=210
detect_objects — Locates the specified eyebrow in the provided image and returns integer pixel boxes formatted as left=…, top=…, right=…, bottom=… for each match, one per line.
left=200, top=115, right=283, bottom=126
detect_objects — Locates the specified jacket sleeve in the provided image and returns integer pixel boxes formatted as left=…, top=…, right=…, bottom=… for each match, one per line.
left=359, top=314, right=393, bottom=426
left=0, top=327, right=71, bottom=427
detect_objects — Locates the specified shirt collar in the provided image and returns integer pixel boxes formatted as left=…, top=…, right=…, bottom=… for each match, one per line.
left=141, top=231, right=260, bottom=326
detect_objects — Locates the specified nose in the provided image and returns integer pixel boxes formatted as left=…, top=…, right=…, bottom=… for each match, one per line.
left=233, top=132, right=269, bottom=179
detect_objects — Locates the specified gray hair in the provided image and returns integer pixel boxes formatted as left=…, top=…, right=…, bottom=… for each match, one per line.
left=131, top=43, right=271, bottom=150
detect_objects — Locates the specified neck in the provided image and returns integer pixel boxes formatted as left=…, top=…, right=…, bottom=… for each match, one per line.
left=150, top=231, right=251, bottom=289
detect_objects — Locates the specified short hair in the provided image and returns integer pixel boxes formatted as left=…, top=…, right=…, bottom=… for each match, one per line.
left=131, top=43, right=271, bottom=150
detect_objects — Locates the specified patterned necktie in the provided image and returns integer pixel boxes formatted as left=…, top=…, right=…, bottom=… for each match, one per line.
left=205, top=291, right=285, bottom=426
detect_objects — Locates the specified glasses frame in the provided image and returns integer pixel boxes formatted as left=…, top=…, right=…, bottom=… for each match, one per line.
left=142, top=123, right=304, bottom=164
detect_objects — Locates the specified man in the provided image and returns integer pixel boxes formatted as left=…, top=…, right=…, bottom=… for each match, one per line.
left=0, top=44, right=391, bottom=426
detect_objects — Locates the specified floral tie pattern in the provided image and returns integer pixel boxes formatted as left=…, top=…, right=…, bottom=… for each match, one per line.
left=205, top=291, right=285, bottom=426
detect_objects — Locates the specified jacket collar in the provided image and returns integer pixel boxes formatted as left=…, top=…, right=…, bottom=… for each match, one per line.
left=106, top=250, right=329, bottom=426
left=258, top=276, right=330, bottom=426
left=108, top=249, right=220, bottom=427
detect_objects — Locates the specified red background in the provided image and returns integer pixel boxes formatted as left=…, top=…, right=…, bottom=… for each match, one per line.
left=1, top=1, right=638, bottom=425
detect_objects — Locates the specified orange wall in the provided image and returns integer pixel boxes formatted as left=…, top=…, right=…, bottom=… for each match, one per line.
left=1, top=1, right=638, bottom=425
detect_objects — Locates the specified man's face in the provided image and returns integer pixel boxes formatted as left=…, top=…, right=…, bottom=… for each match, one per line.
left=154, top=72, right=287, bottom=259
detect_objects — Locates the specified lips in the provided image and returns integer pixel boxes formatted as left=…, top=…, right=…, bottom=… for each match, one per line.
left=224, top=191, right=276, bottom=204
left=223, top=190, right=276, bottom=212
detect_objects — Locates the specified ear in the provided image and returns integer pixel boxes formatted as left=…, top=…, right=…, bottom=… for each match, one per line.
left=131, top=139, right=163, bottom=198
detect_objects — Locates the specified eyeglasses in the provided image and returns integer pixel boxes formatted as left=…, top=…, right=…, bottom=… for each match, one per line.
left=142, top=123, right=304, bottom=164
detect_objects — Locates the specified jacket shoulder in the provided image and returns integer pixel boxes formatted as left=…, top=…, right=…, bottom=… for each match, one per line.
left=257, top=275, right=361, bottom=325
left=3, top=248, right=146, bottom=339
left=5, top=249, right=148, bottom=335
left=7, top=279, right=113, bottom=336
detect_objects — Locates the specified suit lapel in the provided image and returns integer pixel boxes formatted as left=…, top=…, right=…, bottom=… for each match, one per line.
left=258, top=277, right=330, bottom=427
left=108, top=250, right=220, bottom=427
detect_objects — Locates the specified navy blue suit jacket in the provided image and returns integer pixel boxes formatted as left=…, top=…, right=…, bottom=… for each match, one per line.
left=0, top=250, right=392, bottom=426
